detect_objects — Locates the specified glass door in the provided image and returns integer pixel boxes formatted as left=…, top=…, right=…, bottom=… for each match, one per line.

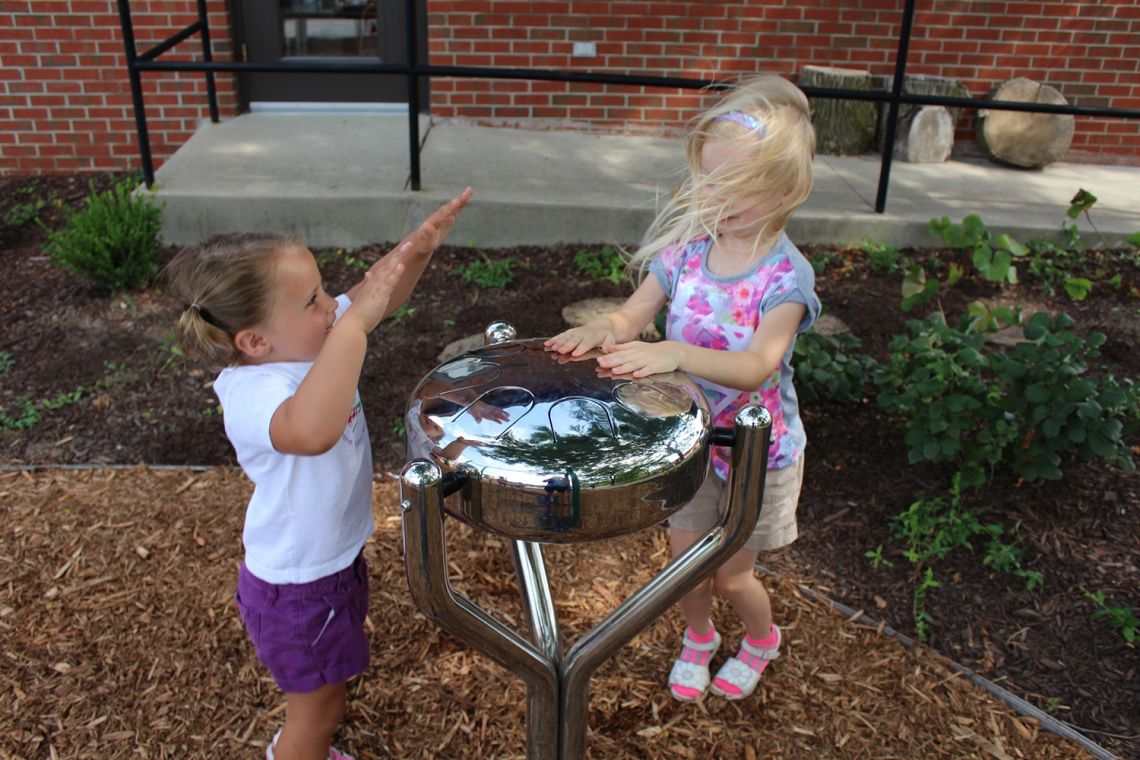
left=238, top=0, right=423, bottom=106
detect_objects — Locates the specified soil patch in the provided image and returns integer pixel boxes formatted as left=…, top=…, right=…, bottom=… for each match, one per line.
left=1, top=174, right=1137, bottom=757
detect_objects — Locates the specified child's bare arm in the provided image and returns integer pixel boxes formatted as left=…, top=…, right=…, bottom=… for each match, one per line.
left=598, top=302, right=806, bottom=390
left=269, top=263, right=405, bottom=455
left=545, top=277, right=666, bottom=356
left=348, top=187, right=473, bottom=315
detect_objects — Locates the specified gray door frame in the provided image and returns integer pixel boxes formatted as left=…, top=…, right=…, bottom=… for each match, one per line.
left=234, top=0, right=419, bottom=105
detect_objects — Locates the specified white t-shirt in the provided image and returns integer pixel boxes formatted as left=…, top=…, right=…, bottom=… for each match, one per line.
left=213, top=295, right=374, bottom=585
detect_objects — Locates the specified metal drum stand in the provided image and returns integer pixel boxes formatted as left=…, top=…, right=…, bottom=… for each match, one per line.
left=400, top=322, right=770, bottom=759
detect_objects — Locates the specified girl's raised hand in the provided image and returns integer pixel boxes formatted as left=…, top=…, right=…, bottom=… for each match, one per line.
left=343, top=258, right=406, bottom=335
left=361, top=187, right=473, bottom=284
left=544, top=321, right=618, bottom=357
left=398, top=186, right=474, bottom=260
left=596, top=340, right=684, bottom=378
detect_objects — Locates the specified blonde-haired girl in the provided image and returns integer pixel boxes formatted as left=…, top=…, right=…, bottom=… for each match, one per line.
left=165, top=188, right=471, bottom=759
left=547, top=76, right=820, bottom=701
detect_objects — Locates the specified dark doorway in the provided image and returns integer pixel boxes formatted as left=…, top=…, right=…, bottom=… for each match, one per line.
left=235, top=0, right=425, bottom=106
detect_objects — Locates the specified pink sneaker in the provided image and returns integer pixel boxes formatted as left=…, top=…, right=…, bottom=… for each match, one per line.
left=266, top=730, right=355, bottom=760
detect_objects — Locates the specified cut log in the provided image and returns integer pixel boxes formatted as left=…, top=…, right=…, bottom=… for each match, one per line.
left=893, top=105, right=953, bottom=163
left=799, top=65, right=877, bottom=155
left=873, top=73, right=969, bottom=152
left=977, top=77, right=1074, bottom=168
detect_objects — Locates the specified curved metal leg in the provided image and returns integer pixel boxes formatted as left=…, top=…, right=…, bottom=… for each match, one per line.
left=513, top=540, right=561, bottom=665
left=401, top=460, right=560, bottom=759
left=559, top=405, right=771, bottom=758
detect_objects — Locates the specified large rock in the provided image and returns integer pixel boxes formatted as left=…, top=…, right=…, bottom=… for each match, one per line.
left=561, top=298, right=661, bottom=342
left=977, top=77, right=1074, bottom=168
left=811, top=313, right=850, bottom=337
left=893, top=106, right=953, bottom=163
left=436, top=332, right=485, bottom=363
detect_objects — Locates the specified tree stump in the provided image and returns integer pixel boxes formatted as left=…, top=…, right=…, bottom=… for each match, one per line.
left=893, top=106, right=953, bottom=163
left=799, top=65, right=877, bottom=155
left=977, top=77, right=1074, bottom=168
left=873, top=73, right=969, bottom=153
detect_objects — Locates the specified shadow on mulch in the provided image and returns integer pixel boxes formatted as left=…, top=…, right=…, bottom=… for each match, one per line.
left=0, top=467, right=1097, bottom=759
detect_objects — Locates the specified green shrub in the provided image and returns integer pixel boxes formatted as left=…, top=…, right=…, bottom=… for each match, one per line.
left=46, top=177, right=163, bottom=291
left=860, top=239, right=904, bottom=274
left=873, top=311, right=1138, bottom=487
left=451, top=251, right=518, bottom=289
left=574, top=245, right=627, bottom=284
left=792, top=330, right=877, bottom=404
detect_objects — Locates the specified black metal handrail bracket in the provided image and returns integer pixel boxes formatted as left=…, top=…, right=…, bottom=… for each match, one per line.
left=117, top=0, right=1140, bottom=209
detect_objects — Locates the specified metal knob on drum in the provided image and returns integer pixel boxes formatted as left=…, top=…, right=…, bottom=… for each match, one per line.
left=401, top=322, right=771, bottom=759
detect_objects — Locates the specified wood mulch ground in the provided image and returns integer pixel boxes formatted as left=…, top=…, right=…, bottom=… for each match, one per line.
left=1, top=467, right=1095, bottom=759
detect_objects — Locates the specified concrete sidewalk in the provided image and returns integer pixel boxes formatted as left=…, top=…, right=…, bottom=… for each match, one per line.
left=154, top=113, right=1140, bottom=249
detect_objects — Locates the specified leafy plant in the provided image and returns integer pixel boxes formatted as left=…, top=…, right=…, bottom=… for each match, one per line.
left=389, top=304, right=415, bottom=326
left=792, top=329, right=877, bottom=404
left=0, top=397, right=41, bottom=432
left=0, top=387, right=89, bottom=432
left=808, top=248, right=841, bottom=276
left=873, top=311, right=1138, bottom=487
left=860, top=239, right=905, bottom=274
left=45, top=176, right=164, bottom=291
left=1082, top=589, right=1138, bottom=643
left=452, top=250, right=519, bottom=289
left=912, top=567, right=940, bottom=642
left=891, top=475, right=1042, bottom=640
left=1066, top=189, right=1108, bottom=250
left=864, top=544, right=894, bottom=569
left=574, top=245, right=627, bottom=284
left=0, top=350, right=13, bottom=375
left=4, top=197, right=46, bottom=227
left=929, top=214, right=1028, bottom=285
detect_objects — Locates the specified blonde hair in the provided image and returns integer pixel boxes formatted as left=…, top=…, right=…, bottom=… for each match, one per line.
left=628, top=75, right=816, bottom=276
left=163, top=231, right=301, bottom=369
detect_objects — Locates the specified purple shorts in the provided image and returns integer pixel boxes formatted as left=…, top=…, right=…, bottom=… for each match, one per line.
left=235, top=552, right=370, bottom=693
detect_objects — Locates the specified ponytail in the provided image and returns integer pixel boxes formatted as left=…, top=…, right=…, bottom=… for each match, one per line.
left=163, top=231, right=300, bottom=370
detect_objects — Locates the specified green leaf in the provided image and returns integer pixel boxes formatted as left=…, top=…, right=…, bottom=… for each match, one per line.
left=1067, top=188, right=1097, bottom=219
left=995, top=233, right=1028, bottom=257
left=1063, top=277, right=1092, bottom=301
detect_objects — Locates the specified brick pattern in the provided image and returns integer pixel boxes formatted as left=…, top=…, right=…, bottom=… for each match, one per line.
left=0, top=0, right=238, bottom=175
left=427, top=0, right=1140, bottom=162
left=1, top=1, right=1136, bottom=174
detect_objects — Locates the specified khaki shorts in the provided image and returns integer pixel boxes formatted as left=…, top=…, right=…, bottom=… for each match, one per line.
left=667, top=456, right=804, bottom=552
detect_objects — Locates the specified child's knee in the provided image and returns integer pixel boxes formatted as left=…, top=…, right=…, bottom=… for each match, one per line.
left=714, top=567, right=758, bottom=598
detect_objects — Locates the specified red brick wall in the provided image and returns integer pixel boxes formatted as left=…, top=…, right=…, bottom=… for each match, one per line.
left=0, top=0, right=238, bottom=175
left=426, top=0, right=1140, bottom=163
left=1, top=1, right=1136, bottom=174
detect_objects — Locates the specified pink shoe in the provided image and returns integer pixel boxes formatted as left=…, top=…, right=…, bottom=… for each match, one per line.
left=709, top=624, right=781, bottom=700
left=266, top=730, right=356, bottom=760
left=667, top=626, right=722, bottom=702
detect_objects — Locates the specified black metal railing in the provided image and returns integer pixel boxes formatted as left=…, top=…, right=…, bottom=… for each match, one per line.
left=117, top=0, right=1140, bottom=212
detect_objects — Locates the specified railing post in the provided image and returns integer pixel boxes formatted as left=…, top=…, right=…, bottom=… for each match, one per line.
left=195, top=0, right=219, bottom=123
left=874, top=0, right=918, bottom=214
left=405, top=0, right=422, bottom=190
left=115, top=0, right=156, bottom=187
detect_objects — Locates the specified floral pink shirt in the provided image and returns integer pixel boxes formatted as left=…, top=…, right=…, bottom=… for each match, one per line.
left=649, top=234, right=820, bottom=478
